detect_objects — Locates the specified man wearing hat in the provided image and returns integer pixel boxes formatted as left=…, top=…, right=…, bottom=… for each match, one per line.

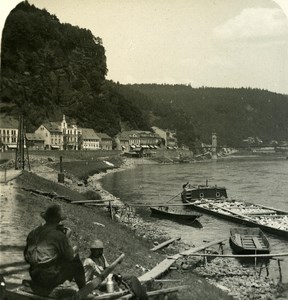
left=83, top=239, right=109, bottom=283
left=24, top=204, right=86, bottom=295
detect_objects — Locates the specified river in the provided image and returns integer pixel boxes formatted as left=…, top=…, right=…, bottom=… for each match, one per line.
left=101, top=155, right=288, bottom=282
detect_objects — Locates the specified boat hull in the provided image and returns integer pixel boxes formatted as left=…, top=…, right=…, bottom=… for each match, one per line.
left=150, top=206, right=201, bottom=222
left=229, top=227, right=271, bottom=254
left=182, top=201, right=288, bottom=239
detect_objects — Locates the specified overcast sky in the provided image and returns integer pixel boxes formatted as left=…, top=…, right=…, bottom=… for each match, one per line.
left=1, top=0, right=288, bottom=94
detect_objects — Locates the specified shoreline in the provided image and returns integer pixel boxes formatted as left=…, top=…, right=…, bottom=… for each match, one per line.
left=1, top=155, right=287, bottom=299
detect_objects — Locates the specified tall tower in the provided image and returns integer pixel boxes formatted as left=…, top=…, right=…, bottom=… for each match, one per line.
left=211, top=132, right=217, bottom=160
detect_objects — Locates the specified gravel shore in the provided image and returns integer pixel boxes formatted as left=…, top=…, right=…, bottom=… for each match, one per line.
left=1, top=153, right=287, bottom=299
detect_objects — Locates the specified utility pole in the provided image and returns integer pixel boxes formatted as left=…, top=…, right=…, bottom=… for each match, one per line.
left=15, top=115, right=30, bottom=170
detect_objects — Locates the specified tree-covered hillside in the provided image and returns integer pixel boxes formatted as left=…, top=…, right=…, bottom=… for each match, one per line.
left=1, top=2, right=150, bottom=136
left=121, top=84, right=288, bottom=147
left=1, top=2, right=287, bottom=149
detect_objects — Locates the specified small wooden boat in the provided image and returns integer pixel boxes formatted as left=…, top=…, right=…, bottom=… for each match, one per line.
left=150, top=206, right=202, bottom=222
left=229, top=227, right=271, bottom=254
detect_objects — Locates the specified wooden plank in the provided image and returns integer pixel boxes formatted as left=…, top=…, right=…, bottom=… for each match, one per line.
left=139, top=238, right=226, bottom=283
left=252, top=237, right=263, bottom=249
left=180, top=252, right=288, bottom=258
left=150, top=237, right=181, bottom=252
left=5, top=289, right=54, bottom=300
left=255, top=203, right=288, bottom=215
left=71, top=199, right=114, bottom=204
left=180, top=238, right=227, bottom=256
left=0, top=264, right=29, bottom=276
left=138, top=257, right=178, bottom=283
left=209, top=203, right=256, bottom=222
left=120, top=286, right=187, bottom=300
left=130, top=203, right=194, bottom=207
left=234, top=234, right=242, bottom=246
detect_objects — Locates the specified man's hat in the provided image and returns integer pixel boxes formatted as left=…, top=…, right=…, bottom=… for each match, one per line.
left=41, top=204, right=67, bottom=223
left=90, top=239, right=104, bottom=249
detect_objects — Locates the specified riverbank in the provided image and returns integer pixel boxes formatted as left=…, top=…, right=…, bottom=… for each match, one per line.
left=0, top=154, right=234, bottom=300
left=0, top=153, right=287, bottom=299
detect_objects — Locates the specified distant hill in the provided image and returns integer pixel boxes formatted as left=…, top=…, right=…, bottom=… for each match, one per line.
left=118, top=84, right=288, bottom=147
left=1, top=2, right=150, bottom=136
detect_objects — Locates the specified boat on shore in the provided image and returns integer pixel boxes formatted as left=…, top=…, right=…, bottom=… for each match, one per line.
left=181, top=183, right=288, bottom=239
left=229, top=227, right=270, bottom=254
left=150, top=206, right=202, bottom=222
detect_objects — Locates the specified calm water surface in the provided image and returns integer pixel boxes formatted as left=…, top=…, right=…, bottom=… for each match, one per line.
left=101, top=156, right=288, bottom=282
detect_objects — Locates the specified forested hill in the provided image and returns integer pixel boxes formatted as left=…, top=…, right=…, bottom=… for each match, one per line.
left=1, top=2, right=150, bottom=136
left=119, top=84, right=288, bottom=147
left=1, top=2, right=287, bottom=148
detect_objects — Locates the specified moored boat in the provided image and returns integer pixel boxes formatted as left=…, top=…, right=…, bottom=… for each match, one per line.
left=181, top=181, right=228, bottom=201
left=229, top=227, right=270, bottom=254
left=181, top=183, right=288, bottom=239
left=150, top=206, right=202, bottom=222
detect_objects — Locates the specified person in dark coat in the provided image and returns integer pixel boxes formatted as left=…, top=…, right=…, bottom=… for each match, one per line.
left=24, top=204, right=85, bottom=295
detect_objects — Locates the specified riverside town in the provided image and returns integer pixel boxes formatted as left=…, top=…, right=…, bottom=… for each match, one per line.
left=1, top=1, right=288, bottom=300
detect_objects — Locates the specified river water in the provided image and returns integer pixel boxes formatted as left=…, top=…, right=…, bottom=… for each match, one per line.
left=101, top=155, right=288, bottom=282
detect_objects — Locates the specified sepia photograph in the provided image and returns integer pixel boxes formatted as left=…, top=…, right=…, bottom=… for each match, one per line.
left=0, top=1, right=288, bottom=299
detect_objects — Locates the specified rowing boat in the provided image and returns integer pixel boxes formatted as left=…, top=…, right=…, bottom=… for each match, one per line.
left=150, top=206, right=202, bottom=222
left=229, top=227, right=271, bottom=254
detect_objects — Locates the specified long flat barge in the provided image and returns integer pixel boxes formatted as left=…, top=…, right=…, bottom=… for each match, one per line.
left=181, top=183, right=288, bottom=239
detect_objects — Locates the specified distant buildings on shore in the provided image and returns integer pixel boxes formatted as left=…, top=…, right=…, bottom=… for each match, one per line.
left=0, top=115, right=178, bottom=153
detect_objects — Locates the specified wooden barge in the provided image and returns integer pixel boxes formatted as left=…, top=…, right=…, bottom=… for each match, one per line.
left=181, top=183, right=288, bottom=239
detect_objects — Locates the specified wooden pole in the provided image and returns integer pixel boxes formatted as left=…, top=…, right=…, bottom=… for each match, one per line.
left=167, top=192, right=182, bottom=203
left=20, top=116, right=25, bottom=170
left=150, top=237, right=181, bottom=252
left=4, top=167, right=7, bottom=184
left=109, top=200, right=114, bottom=220
left=58, top=156, right=64, bottom=183
left=277, top=259, right=282, bottom=282
left=60, top=155, right=63, bottom=173
left=24, top=131, right=31, bottom=171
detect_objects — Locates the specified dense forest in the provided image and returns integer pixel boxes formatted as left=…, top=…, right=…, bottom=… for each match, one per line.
left=118, top=84, right=288, bottom=146
left=1, top=2, right=288, bottom=148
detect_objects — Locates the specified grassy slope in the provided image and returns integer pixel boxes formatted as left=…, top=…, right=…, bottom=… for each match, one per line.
left=14, top=168, right=233, bottom=300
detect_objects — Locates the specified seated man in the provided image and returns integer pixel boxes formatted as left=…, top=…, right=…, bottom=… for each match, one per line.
left=24, top=204, right=86, bottom=295
left=83, top=239, right=109, bottom=283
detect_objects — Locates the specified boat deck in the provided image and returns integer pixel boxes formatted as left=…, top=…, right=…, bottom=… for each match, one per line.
left=236, top=234, right=267, bottom=250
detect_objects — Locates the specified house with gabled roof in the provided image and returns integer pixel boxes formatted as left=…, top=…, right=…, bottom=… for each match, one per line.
left=34, top=115, right=79, bottom=150
left=26, top=133, right=45, bottom=150
left=96, top=133, right=113, bottom=150
left=79, top=128, right=100, bottom=150
left=35, top=121, right=64, bottom=150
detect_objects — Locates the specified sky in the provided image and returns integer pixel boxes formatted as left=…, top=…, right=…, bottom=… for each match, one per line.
left=1, top=0, right=288, bottom=94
